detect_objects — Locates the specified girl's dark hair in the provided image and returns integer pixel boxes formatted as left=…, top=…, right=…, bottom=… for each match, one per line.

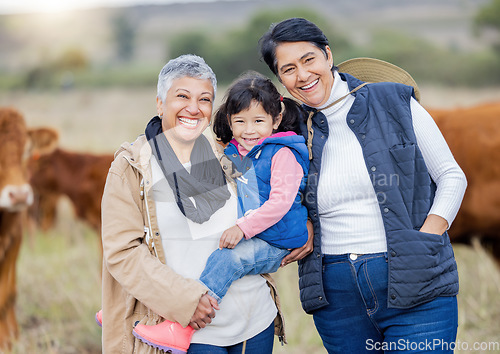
left=259, top=17, right=334, bottom=76
left=213, top=71, right=305, bottom=144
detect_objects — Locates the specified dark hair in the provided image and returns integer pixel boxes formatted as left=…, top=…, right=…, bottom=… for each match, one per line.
left=259, top=17, right=334, bottom=76
left=213, top=71, right=305, bottom=144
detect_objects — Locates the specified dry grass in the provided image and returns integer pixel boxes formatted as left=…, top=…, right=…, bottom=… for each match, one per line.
left=11, top=199, right=102, bottom=354
left=2, top=87, right=500, bottom=353
left=453, top=240, right=500, bottom=353
left=1, top=85, right=499, bottom=154
left=9, top=216, right=500, bottom=353
left=0, top=88, right=157, bottom=154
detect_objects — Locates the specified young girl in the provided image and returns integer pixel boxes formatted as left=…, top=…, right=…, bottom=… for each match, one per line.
left=130, top=72, right=310, bottom=353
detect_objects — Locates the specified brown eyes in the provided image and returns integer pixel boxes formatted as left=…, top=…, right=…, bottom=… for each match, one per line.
left=281, top=57, right=315, bottom=75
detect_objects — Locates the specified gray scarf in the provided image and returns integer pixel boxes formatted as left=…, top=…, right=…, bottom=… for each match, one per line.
left=145, top=116, right=230, bottom=224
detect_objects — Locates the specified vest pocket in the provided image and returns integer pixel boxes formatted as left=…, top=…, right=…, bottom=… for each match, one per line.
left=389, top=144, right=416, bottom=176
left=389, top=229, right=445, bottom=278
left=388, top=229, right=459, bottom=306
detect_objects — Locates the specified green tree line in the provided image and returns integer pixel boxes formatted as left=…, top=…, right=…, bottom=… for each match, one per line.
left=169, top=7, right=500, bottom=87
left=4, top=1, right=500, bottom=90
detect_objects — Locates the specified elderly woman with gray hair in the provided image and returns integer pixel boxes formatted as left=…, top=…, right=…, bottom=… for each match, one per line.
left=99, top=54, right=283, bottom=353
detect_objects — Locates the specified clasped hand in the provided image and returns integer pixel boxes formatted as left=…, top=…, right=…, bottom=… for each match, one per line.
left=189, top=294, right=219, bottom=330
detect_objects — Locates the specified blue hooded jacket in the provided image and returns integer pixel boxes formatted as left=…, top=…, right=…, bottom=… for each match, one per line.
left=225, top=132, right=309, bottom=249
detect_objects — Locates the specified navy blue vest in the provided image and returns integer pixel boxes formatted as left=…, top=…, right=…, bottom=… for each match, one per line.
left=225, top=134, right=309, bottom=249
left=298, top=73, right=459, bottom=313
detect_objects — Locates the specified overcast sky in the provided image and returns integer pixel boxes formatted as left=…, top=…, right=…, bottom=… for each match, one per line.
left=0, top=0, right=230, bottom=14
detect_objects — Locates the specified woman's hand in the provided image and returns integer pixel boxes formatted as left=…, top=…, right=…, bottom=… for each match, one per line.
left=419, top=214, right=448, bottom=235
left=219, top=225, right=244, bottom=249
left=281, top=219, right=314, bottom=267
left=189, top=294, right=219, bottom=330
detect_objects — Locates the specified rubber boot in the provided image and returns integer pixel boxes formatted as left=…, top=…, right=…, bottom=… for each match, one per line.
left=95, top=309, right=102, bottom=327
left=133, top=319, right=194, bottom=354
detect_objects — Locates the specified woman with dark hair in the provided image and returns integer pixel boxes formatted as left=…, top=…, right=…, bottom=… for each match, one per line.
left=259, top=17, right=467, bottom=353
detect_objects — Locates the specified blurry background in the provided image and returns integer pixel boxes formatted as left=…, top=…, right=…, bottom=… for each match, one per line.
left=1, top=0, right=499, bottom=352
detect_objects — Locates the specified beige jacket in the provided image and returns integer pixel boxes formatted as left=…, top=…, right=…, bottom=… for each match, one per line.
left=101, top=134, right=285, bottom=353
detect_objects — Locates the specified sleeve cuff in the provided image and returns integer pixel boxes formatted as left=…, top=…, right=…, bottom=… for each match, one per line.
left=236, top=218, right=255, bottom=239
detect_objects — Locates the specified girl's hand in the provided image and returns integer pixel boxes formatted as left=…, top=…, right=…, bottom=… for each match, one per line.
left=219, top=225, right=244, bottom=249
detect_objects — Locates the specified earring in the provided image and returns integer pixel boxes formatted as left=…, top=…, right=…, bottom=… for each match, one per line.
left=159, top=114, right=163, bottom=119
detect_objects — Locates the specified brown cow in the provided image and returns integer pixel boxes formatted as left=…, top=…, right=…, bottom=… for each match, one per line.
left=28, top=148, right=113, bottom=237
left=0, top=107, right=58, bottom=350
left=430, top=102, right=500, bottom=264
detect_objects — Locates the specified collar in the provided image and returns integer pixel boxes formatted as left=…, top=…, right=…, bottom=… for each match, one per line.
left=315, top=71, right=352, bottom=115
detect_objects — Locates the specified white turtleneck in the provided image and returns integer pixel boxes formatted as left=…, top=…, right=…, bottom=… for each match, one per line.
left=313, top=71, right=467, bottom=255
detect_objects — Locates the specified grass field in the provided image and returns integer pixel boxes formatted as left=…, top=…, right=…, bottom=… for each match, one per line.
left=3, top=86, right=500, bottom=353
left=10, top=216, right=500, bottom=353
left=1, top=85, right=500, bottom=154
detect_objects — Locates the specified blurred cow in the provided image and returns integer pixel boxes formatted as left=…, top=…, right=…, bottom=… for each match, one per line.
left=430, top=102, right=500, bottom=264
left=28, top=148, right=113, bottom=243
left=0, top=107, right=58, bottom=349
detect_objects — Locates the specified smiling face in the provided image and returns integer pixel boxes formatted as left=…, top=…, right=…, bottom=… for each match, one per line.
left=157, top=76, right=214, bottom=149
left=230, top=100, right=281, bottom=151
left=275, top=41, right=334, bottom=108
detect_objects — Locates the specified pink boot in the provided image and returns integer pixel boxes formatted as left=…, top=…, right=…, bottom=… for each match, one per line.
left=133, top=319, right=194, bottom=354
left=95, top=309, right=103, bottom=327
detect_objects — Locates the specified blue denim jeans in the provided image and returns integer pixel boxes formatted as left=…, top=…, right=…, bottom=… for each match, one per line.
left=199, top=237, right=290, bottom=302
left=187, top=321, right=274, bottom=353
left=313, top=253, right=458, bottom=353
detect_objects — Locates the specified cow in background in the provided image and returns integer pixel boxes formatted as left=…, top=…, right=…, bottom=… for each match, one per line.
left=430, top=102, right=500, bottom=264
left=28, top=148, right=113, bottom=247
left=0, top=107, right=58, bottom=350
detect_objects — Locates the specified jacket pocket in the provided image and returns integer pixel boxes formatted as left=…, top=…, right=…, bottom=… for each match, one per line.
left=387, top=229, right=458, bottom=304
left=389, top=229, right=445, bottom=274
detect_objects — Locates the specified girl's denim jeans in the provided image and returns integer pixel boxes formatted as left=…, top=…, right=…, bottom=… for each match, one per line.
left=199, top=237, right=290, bottom=302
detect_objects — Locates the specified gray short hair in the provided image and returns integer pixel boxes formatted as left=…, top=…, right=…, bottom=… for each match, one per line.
left=157, top=54, right=217, bottom=102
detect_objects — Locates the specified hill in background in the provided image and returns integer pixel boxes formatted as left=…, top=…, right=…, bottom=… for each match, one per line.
left=0, top=0, right=491, bottom=72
